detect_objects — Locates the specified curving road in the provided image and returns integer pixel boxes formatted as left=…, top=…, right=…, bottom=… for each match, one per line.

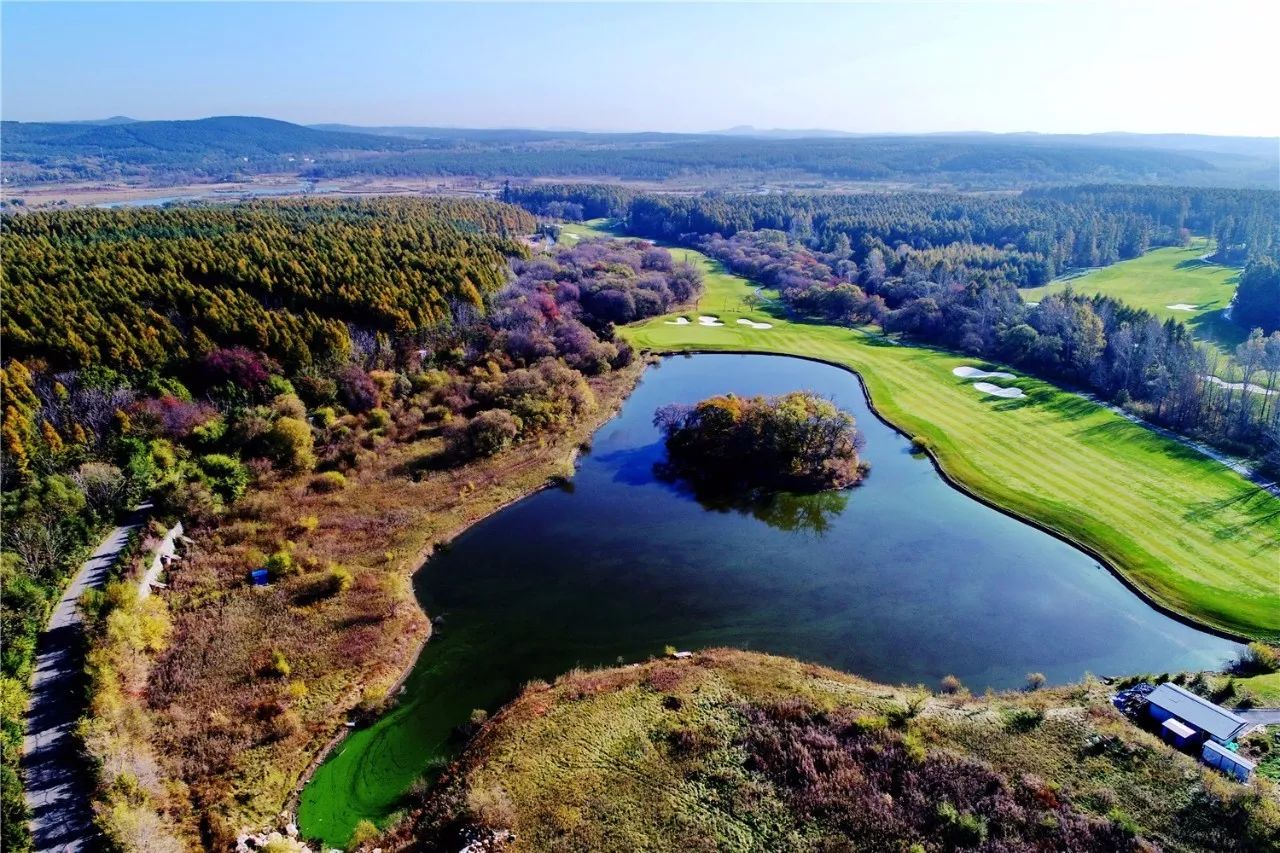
left=22, top=504, right=150, bottom=852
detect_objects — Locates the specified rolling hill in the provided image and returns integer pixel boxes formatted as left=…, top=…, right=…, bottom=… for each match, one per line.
left=3, top=116, right=1276, bottom=189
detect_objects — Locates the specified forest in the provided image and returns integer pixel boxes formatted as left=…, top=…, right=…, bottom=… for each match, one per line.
left=301, top=136, right=1272, bottom=188
left=614, top=185, right=1280, bottom=281
left=0, top=198, right=534, bottom=373
left=0, top=198, right=701, bottom=849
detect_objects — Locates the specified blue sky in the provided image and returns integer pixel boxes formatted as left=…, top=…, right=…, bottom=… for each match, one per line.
left=2, top=1, right=1275, bottom=135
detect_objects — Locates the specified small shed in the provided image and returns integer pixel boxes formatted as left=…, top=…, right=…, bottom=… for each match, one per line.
left=1161, top=717, right=1197, bottom=748
left=1202, top=740, right=1256, bottom=782
left=249, top=568, right=270, bottom=587
left=1146, top=683, right=1247, bottom=745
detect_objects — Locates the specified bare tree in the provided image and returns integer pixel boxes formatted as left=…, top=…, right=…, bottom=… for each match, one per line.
left=5, top=521, right=77, bottom=581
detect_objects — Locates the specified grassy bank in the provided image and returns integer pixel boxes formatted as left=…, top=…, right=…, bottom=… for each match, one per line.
left=1021, top=243, right=1245, bottom=355
left=604, top=232, right=1278, bottom=641
left=392, top=649, right=1279, bottom=851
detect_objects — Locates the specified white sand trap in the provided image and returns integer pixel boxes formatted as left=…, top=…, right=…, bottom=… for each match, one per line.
left=1025, top=301, right=1039, bottom=307
left=1166, top=303, right=1198, bottom=311
left=953, top=366, right=1016, bottom=380
left=973, top=382, right=1025, bottom=399
left=698, top=315, right=725, bottom=327
left=665, top=316, right=691, bottom=325
left=736, top=318, right=773, bottom=329
left=564, top=233, right=580, bottom=240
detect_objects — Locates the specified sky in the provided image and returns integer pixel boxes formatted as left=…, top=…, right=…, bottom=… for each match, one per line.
left=2, top=1, right=1277, bottom=136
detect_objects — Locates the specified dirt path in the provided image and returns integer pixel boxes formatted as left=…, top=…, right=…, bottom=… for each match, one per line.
left=21, top=504, right=150, bottom=852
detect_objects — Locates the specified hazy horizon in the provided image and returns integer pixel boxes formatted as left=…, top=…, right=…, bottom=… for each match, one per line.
left=3, top=1, right=1277, bottom=136
left=9, top=114, right=1280, bottom=141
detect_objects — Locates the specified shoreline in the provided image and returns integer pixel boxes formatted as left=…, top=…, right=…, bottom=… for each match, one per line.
left=284, top=364, right=641, bottom=829
left=646, top=347, right=1255, bottom=646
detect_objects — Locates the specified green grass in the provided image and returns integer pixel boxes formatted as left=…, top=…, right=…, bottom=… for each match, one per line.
left=1239, top=672, right=1280, bottom=706
left=558, top=219, right=621, bottom=242
left=1021, top=242, right=1245, bottom=355
left=612, top=235, right=1278, bottom=641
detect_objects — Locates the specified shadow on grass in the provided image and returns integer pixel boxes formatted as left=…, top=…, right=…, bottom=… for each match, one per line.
left=855, top=331, right=909, bottom=349
left=1071, top=419, right=1207, bottom=462
left=988, top=395, right=1036, bottom=413
left=1182, top=489, right=1280, bottom=542
left=1187, top=311, right=1246, bottom=352
left=1028, top=391, right=1108, bottom=422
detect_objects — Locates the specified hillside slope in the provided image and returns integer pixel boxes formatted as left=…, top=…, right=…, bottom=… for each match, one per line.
left=389, top=650, right=1278, bottom=852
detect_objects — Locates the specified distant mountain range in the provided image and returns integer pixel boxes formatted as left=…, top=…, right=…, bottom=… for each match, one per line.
left=3, top=115, right=414, bottom=158
left=62, top=115, right=140, bottom=126
left=2, top=115, right=1275, bottom=190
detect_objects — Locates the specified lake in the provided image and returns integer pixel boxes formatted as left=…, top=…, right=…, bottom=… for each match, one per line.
left=298, top=353, right=1240, bottom=843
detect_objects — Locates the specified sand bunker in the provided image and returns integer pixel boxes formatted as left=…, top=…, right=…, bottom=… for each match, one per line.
left=698, top=315, right=725, bottom=327
left=665, top=316, right=691, bottom=325
left=736, top=318, right=773, bottom=330
left=1166, top=303, right=1198, bottom=311
left=973, top=382, right=1025, bottom=399
left=953, top=366, right=1016, bottom=380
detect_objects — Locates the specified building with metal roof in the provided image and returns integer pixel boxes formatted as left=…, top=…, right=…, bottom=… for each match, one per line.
left=1202, top=740, right=1256, bottom=782
left=1160, top=717, right=1197, bottom=748
left=1146, top=682, right=1247, bottom=744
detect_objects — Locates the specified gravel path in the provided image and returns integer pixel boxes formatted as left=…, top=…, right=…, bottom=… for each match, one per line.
left=22, top=504, right=150, bottom=852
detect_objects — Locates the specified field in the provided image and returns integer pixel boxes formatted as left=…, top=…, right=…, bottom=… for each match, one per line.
left=394, top=650, right=1279, bottom=851
left=565, top=223, right=1280, bottom=641
left=1020, top=243, right=1245, bottom=355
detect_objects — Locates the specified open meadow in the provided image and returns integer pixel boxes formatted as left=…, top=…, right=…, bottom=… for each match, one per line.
left=593, top=225, right=1280, bottom=642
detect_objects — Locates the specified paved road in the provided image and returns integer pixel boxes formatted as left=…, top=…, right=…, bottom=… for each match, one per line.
left=1240, top=708, right=1280, bottom=728
left=22, top=504, right=150, bottom=852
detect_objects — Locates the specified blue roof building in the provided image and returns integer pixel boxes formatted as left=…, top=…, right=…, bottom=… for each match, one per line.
left=1202, top=740, right=1256, bottom=782
left=1146, top=683, right=1247, bottom=745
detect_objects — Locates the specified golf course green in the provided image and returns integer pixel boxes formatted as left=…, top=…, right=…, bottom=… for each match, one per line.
left=1020, top=242, right=1245, bottom=354
left=586, top=224, right=1279, bottom=642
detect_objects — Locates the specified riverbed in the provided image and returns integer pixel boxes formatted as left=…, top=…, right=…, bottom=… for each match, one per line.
left=298, top=353, right=1241, bottom=844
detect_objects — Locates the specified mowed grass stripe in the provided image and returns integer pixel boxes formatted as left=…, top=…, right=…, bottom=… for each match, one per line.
left=605, top=232, right=1279, bottom=641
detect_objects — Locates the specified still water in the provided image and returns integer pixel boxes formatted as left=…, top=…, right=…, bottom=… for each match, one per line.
left=299, top=353, right=1239, bottom=842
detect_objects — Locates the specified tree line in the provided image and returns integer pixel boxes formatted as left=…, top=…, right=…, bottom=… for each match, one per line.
left=618, top=187, right=1279, bottom=283
left=501, top=183, right=636, bottom=221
